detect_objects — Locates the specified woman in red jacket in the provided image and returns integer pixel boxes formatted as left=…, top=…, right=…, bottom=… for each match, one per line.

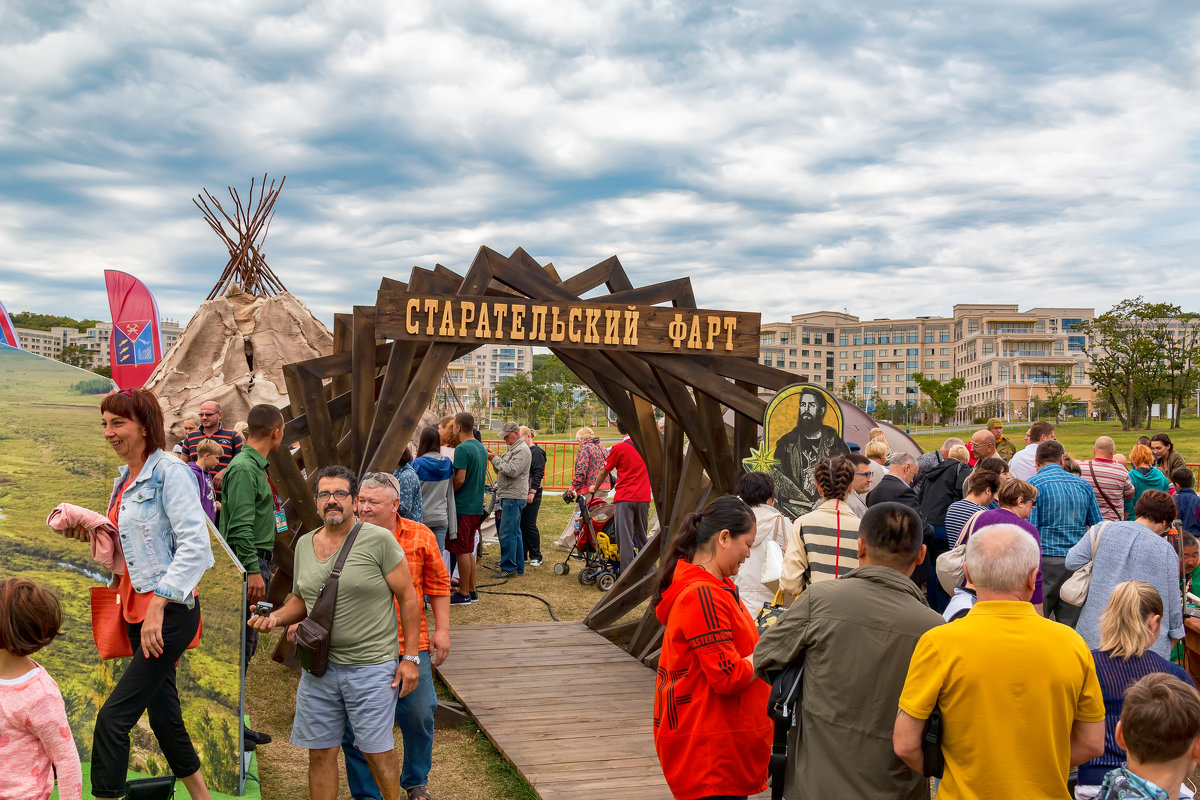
left=653, top=495, right=772, bottom=800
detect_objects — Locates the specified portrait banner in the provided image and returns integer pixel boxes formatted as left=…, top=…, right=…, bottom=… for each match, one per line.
left=743, top=383, right=849, bottom=519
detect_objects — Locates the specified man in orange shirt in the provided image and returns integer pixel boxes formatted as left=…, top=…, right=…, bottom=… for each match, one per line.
left=342, top=472, right=451, bottom=800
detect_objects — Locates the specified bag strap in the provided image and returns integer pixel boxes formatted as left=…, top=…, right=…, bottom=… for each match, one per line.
left=1088, top=521, right=1111, bottom=559
left=957, top=508, right=986, bottom=547
left=1088, top=463, right=1121, bottom=516
left=308, top=521, right=364, bottom=627
left=329, top=521, right=364, bottom=580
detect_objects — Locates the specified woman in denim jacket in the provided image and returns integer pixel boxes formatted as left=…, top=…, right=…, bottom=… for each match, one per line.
left=83, top=389, right=215, bottom=799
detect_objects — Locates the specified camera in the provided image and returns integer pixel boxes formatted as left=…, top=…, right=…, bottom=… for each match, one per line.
left=253, top=601, right=273, bottom=617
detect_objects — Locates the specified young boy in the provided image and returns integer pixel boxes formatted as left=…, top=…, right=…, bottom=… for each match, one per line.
left=1100, top=673, right=1200, bottom=799
left=189, top=437, right=221, bottom=522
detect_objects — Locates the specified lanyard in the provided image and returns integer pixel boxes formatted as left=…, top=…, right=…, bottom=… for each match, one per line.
left=263, top=468, right=282, bottom=513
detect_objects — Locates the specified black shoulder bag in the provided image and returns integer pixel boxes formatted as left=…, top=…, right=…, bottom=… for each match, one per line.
left=922, top=707, right=945, bottom=778
left=766, top=660, right=805, bottom=800
left=295, top=521, right=363, bottom=676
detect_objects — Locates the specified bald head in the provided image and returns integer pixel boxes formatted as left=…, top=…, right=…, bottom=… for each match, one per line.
left=940, top=437, right=964, bottom=457
left=970, top=429, right=996, bottom=460
left=964, top=524, right=1040, bottom=598
left=1094, top=436, right=1116, bottom=457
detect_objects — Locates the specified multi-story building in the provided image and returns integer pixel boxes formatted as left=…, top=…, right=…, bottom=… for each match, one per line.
left=15, top=320, right=184, bottom=368
left=442, top=344, right=533, bottom=409
left=760, top=305, right=1095, bottom=423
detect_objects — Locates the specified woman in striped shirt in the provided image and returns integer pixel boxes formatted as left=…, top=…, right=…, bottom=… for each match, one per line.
left=779, top=456, right=861, bottom=596
left=1076, top=581, right=1195, bottom=799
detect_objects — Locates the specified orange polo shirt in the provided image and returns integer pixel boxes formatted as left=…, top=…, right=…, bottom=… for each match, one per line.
left=391, top=518, right=451, bottom=653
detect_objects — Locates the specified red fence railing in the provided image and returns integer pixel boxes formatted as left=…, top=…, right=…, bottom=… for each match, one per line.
left=482, top=440, right=592, bottom=492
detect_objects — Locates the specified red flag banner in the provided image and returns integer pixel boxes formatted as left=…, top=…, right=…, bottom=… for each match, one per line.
left=104, top=270, right=163, bottom=389
left=0, top=298, right=19, bottom=349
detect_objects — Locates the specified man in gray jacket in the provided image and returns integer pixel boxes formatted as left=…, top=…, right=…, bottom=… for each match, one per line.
left=490, top=421, right=531, bottom=577
left=754, top=502, right=944, bottom=799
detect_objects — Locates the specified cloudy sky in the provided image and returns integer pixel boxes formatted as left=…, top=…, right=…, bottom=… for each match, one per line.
left=2, top=1, right=1198, bottom=329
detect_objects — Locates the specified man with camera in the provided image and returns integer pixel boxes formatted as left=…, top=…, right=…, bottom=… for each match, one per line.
left=248, top=466, right=422, bottom=800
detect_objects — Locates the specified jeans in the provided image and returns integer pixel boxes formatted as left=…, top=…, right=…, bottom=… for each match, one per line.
left=498, top=497, right=527, bottom=573
left=342, top=651, right=437, bottom=795
left=427, top=524, right=450, bottom=575
left=521, top=488, right=543, bottom=560
left=92, top=601, right=203, bottom=798
left=925, top=526, right=951, bottom=613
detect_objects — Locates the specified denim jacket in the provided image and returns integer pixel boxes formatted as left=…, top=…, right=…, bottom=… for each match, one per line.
left=108, top=448, right=214, bottom=604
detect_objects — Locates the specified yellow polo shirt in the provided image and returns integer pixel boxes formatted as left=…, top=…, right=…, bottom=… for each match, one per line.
left=898, top=601, right=1105, bottom=800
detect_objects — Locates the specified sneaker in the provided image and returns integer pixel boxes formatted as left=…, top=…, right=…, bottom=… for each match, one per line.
left=450, top=592, right=472, bottom=605
left=469, top=591, right=480, bottom=603
left=244, top=726, right=272, bottom=745
left=529, top=558, right=542, bottom=567
left=406, top=786, right=433, bottom=800
left=499, top=570, right=519, bottom=578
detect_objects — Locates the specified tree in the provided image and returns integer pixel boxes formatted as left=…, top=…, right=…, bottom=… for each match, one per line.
left=1040, top=371, right=1078, bottom=423
left=92, top=365, right=112, bottom=380
left=873, top=397, right=892, bottom=421
left=56, top=344, right=94, bottom=369
left=910, top=372, right=966, bottom=425
left=10, top=311, right=102, bottom=332
left=837, top=377, right=858, bottom=403
left=493, top=373, right=544, bottom=429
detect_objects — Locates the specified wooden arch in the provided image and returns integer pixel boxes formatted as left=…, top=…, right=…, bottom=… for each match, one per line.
left=265, top=246, right=796, bottom=666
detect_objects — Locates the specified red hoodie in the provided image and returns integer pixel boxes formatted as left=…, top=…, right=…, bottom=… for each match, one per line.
left=653, top=560, right=771, bottom=800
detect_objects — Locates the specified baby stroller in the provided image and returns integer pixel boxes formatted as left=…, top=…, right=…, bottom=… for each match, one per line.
left=553, top=494, right=621, bottom=591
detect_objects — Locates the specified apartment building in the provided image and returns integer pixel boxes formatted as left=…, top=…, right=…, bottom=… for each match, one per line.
left=760, top=305, right=1095, bottom=422
left=16, top=320, right=184, bottom=368
left=442, top=344, right=533, bottom=408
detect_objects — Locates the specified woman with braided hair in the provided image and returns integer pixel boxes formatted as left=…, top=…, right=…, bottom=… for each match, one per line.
left=780, top=455, right=862, bottom=597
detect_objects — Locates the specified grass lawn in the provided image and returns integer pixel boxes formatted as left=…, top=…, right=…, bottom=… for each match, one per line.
left=907, top=416, right=1200, bottom=464
left=246, top=497, right=614, bottom=799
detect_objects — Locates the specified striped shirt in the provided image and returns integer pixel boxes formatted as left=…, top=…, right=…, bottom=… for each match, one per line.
left=780, top=499, right=861, bottom=596
left=182, top=427, right=244, bottom=501
left=1029, top=464, right=1102, bottom=556
left=945, top=500, right=986, bottom=547
left=1078, top=458, right=1134, bottom=521
left=1078, top=649, right=1193, bottom=786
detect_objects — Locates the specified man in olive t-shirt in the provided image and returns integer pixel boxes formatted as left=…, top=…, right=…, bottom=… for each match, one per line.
left=449, top=412, right=489, bottom=604
left=248, top=466, right=422, bottom=800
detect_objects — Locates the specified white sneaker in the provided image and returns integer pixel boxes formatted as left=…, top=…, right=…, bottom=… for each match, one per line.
left=530, top=558, right=542, bottom=567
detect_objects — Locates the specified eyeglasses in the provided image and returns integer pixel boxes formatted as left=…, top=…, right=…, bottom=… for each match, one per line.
left=198, top=412, right=217, bottom=417
left=855, top=471, right=872, bottom=477
left=315, top=490, right=352, bottom=501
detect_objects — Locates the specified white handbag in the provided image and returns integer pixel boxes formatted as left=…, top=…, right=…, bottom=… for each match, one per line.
left=935, top=510, right=987, bottom=594
left=1061, top=522, right=1111, bottom=607
left=760, top=540, right=784, bottom=586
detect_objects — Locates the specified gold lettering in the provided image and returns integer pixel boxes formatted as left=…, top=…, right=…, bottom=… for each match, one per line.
left=423, top=299, right=439, bottom=336
left=604, top=309, right=621, bottom=345
left=723, top=316, right=737, bottom=351
left=623, top=309, right=640, bottom=346
left=493, top=303, right=509, bottom=338
left=530, top=305, right=548, bottom=341
left=550, top=308, right=567, bottom=342
left=686, top=316, right=702, bottom=349
left=405, top=298, right=420, bottom=335
left=584, top=308, right=601, bottom=344
left=511, top=306, right=526, bottom=340
left=567, top=308, right=582, bottom=343
left=475, top=303, right=492, bottom=339
left=458, top=301, right=476, bottom=337
left=706, top=315, right=721, bottom=350
left=668, top=313, right=687, bottom=348
left=439, top=301, right=456, bottom=337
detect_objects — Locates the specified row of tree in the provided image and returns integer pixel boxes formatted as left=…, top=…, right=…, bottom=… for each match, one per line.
left=1079, top=298, right=1199, bottom=431
left=492, top=355, right=608, bottom=433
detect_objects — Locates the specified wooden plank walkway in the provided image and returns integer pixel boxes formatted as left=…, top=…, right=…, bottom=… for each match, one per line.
left=436, top=622, right=768, bottom=800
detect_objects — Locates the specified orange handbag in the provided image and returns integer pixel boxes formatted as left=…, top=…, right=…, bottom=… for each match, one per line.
left=90, top=586, right=202, bottom=659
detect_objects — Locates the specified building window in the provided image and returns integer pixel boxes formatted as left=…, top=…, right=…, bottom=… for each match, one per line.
left=839, top=334, right=849, bottom=345
left=924, top=360, right=934, bottom=368
left=801, top=333, right=810, bottom=344
left=789, top=348, right=797, bottom=355
left=760, top=334, right=775, bottom=346
left=1068, top=336, right=1085, bottom=352
left=789, top=361, right=797, bottom=368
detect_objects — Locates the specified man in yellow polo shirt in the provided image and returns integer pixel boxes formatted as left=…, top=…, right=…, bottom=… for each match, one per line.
left=893, top=524, right=1105, bottom=799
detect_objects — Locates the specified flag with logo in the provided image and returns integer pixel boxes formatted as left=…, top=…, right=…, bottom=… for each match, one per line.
left=105, top=270, right=163, bottom=389
left=0, top=298, right=19, bottom=349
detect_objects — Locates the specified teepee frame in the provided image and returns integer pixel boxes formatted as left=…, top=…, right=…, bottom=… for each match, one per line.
left=196, top=174, right=289, bottom=300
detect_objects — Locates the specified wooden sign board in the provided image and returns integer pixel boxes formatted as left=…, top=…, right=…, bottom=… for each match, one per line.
left=375, top=292, right=761, bottom=357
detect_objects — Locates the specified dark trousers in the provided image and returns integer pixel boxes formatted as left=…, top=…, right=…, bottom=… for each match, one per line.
left=92, top=600, right=203, bottom=798
left=614, top=501, right=650, bottom=572
left=521, top=488, right=543, bottom=560
left=245, top=550, right=272, bottom=665
left=1042, top=556, right=1082, bottom=627
left=925, top=526, right=951, bottom=613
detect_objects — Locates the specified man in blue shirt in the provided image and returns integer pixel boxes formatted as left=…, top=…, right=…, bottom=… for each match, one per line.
left=1172, top=468, right=1200, bottom=539
left=1030, top=439, right=1102, bottom=627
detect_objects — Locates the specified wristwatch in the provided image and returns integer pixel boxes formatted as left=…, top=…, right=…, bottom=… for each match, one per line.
left=402, top=655, right=420, bottom=665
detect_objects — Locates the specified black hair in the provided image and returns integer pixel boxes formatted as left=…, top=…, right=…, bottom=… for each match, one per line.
left=616, top=418, right=630, bottom=435
left=417, top=426, right=441, bottom=456
left=974, top=456, right=1009, bottom=475
left=315, top=465, right=359, bottom=497
left=847, top=452, right=871, bottom=467
left=246, top=403, right=285, bottom=439
left=814, top=456, right=855, bottom=502
left=1035, top=439, right=1065, bottom=466
left=1173, top=467, right=1195, bottom=490
left=735, top=472, right=775, bottom=506
left=859, top=502, right=924, bottom=565
left=1151, top=433, right=1174, bottom=454
left=399, top=444, right=413, bottom=467
left=454, top=411, right=475, bottom=433
left=653, top=495, right=755, bottom=604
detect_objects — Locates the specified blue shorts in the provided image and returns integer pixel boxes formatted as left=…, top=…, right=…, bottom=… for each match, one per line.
left=291, top=659, right=399, bottom=752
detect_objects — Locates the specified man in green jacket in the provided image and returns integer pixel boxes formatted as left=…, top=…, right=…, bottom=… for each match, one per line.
left=219, top=403, right=285, bottom=747
left=754, top=502, right=944, bottom=799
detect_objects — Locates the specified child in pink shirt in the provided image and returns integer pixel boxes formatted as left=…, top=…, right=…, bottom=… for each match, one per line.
left=0, top=578, right=82, bottom=800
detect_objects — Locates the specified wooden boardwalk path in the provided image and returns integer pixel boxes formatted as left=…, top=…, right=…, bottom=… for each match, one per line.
left=436, top=621, right=768, bottom=800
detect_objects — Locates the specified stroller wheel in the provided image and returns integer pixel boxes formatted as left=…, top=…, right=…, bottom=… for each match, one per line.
left=597, top=572, right=616, bottom=591
left=579, top=566, right=598, bottom=586
left=553, top=562, right=569, bottom=576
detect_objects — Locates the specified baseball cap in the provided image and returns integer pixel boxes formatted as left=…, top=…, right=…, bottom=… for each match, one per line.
left=500, top=421, right=521, bottom=435
left=987, top=417, right=1003, bottom=428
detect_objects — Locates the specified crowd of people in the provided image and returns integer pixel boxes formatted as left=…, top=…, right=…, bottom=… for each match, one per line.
left=653, top=419, right=1200, bottom=800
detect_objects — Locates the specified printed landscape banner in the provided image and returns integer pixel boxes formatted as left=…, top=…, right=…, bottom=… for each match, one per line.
left=0, top=346, right=245, bottom=794
left=104, top=269, right=164, bottom=389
